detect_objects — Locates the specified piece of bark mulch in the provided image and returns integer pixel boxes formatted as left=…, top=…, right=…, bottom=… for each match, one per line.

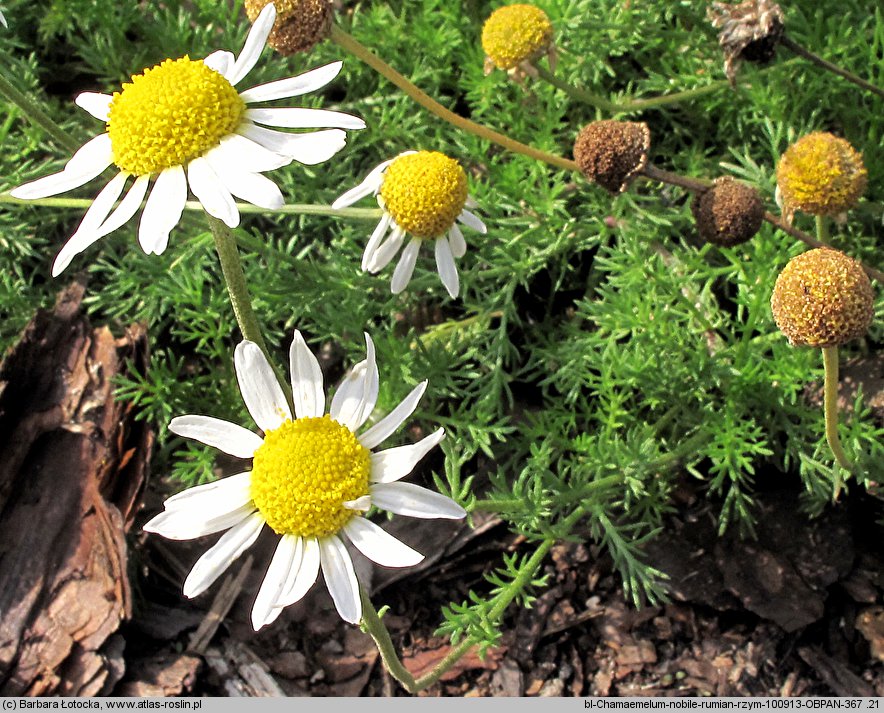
left=0, top=282, right=152, bottom=696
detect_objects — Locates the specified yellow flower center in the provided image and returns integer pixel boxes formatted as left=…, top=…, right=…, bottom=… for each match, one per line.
left=250, top=415, right=370, bottom=537
left=481, top=4, right=553, bottom=70
left=107, top=57, right=246, bottom=176
left=379, top=151, right=468, bottom=239
left=775, top=132, right=867, bottom=218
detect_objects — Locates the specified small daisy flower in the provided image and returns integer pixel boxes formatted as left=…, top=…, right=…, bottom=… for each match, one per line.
left=144, top=332, right=466, bottom=629
left=11, top=4, right=364, bottom=277
left=332, top=151, right=486, bottom=299
left=481, top=4, right=556, bottom=82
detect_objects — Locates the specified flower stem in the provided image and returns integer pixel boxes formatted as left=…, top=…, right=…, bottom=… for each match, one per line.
left=780, top=35, right=884, bottom=102
left=360, top=538, right=554, bottom=693
left=0, top=193, right=382, bottom=220
left=822, top=346, right=852, bottom=497
left=328, top=24, right=577, bottom=172
left=206, top=213, right=268, bottom=354
left=534, top=65, right=732, bottom=114
left=0, top=72, right=81, bottom=154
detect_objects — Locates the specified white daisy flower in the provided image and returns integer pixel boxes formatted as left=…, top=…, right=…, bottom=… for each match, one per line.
left=332, top=150, right=487, bottom=299
left=144, top=331, right=465, bottom=630
left=10, top=4, right=364, bottom=277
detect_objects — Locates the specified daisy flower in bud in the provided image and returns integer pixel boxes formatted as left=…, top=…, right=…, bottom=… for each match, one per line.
left=144, top=332, right=465, bottom=629
left=332, top=151, right=486, bottom=299
left=11, top=4, right=364, bottom=277
left=245, top=0, right=333, bottom=56
left=481, top=4, right=556, bottom=81
left=775, top=132, right=867, bottom=224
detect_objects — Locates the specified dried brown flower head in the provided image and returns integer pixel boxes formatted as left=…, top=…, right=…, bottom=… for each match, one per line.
left=245, top=0, right=333, bottom=56
left=708, top=0, right=785, bottom=83
left=573, top=120, right=651, bottom=194
left=691, top=177, right=764, bottom=247
left=771, top=248, right=874, bottom=348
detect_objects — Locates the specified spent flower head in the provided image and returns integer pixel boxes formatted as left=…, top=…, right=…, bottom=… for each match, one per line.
left=771, top=248, right=874, bottom=348
left=481, top=4, right=556, bottom=81
left=775, top=132, right=867, bottom=223
left=245, top=0, right=333, bottom=56
left=333, top=150, right=487, bottom=299
left=708, top=0, right=785, bottom=83
left=144, top=331, right=466, bottom=629
left=11, top=4, right=364, bottom=276
left=573, top=120, right=651, bottom=194
left=691, top=177, right=764, bottom=247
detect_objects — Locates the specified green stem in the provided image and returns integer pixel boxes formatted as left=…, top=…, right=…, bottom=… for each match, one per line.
left=822, top=346, right=852, bottom=496
left=534, top=65, right=731, bottom=114
left=0, top=72, right=81, bottom=154
left=781, top=35, right=884, bottom=102
left=815, top=214, right=829, bottom=243
left=360, top=539, right=555, bottom=693
left=328, top=24, right=577, bottom=173
left=0, top=193, right=382, bottom=219
left=206, top=214, right=268, bottom=354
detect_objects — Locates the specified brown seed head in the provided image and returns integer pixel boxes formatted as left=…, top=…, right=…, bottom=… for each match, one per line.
left=771, top=248, right=874, bottom=348
left=245, top=0, right=333, bottom=56
left=573, top=120, right=651, bottom=194
left=708, top=0, right=785, bottom=82
left=775, top=132, right=867, bottom=221
left=691, top=177, right=764, bottom=247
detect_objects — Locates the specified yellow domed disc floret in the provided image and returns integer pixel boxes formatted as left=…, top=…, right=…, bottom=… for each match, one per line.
left=380, top=151, right=468, bottom=239
left=108, top=57, right=246, bottom=176
left=482, top=4, right=553, bottom=70
left=775, top=132, right=867, bottom=218
left=250, top=415, right=370, bottom=538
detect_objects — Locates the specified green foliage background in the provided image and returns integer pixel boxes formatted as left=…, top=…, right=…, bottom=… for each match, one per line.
left=1, top=0, right=882, bottom=643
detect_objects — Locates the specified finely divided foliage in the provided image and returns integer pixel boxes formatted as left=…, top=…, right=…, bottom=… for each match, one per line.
left=0, top=0, right=882, bottom=671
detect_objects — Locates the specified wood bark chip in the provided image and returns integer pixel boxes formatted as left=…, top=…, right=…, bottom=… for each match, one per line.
left=0, top=282, right=151, bottom=696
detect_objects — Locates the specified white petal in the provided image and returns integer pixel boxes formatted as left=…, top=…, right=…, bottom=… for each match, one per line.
left=206, top=163, right=283, bottom=210
left=138, top=166, right=186, bottom=255
left=183, top=513, right=265, bottom=598
left=289, top=330, right=325, bottom=419
left=360, top=213, right=392, bottom=271
left=465, top=196, right=478, bottom=209
left=239, top=125, right=347, bottom=165
left=246, top=107, right=366, bottom=131
left=276, top=537, right=320, bottom=608
left=188, top=156, right=240, bottom=228
left=0, top=10, right=7, bottom=28
left=370, top=428, right=445, bottom=484
left=319, top=535, right=362, bottom=624
left=359, top=381, right=427, bottom=449
left=435, top=237, right=460, bottom=298
left=206, top=133, right=290, bottom=174
left=391, top=238, right=420, bottom=294
left=366, top=226, right=405, bottom=273
left=370, top=482, right=466, bottom=520
left=251, top=535, right=300, bottom=630
left=332, top=163, right=388, bottom=209
left=163, top=471, right=252, bottom=508
left=51, top=171, right=127, bottom=276
left=343, top=495, right=372, bottom=512
left=10, top=134, right=113, bottom=199
left=94, top=173, right=149, bottom=238
left=203, top=49, right=234, bottom=77
left=227, top=3, right=276, bottom=86
left=143, top=501, right=256, bottom=540
left=75, top=92, right=112, bottom=122
left=169, top=414, right=264, bottom=458
left=234, top=340, right=292, bottom=433
left=239, top=61, right=343, bottom=103
left=448, top=224, right=467, bottom=258
left=329, top=334, right=378, bottom=431
left=343, top=517, right=423, bottom=567
left=457, top=209, right=487, bottom=234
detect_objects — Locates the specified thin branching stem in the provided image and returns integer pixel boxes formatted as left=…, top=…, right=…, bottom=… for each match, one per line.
left=780, top=35, right=884, bottom=102
left=329, top=25, right=578, bottom=172
left=0, top=72, right=81, bottom=153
